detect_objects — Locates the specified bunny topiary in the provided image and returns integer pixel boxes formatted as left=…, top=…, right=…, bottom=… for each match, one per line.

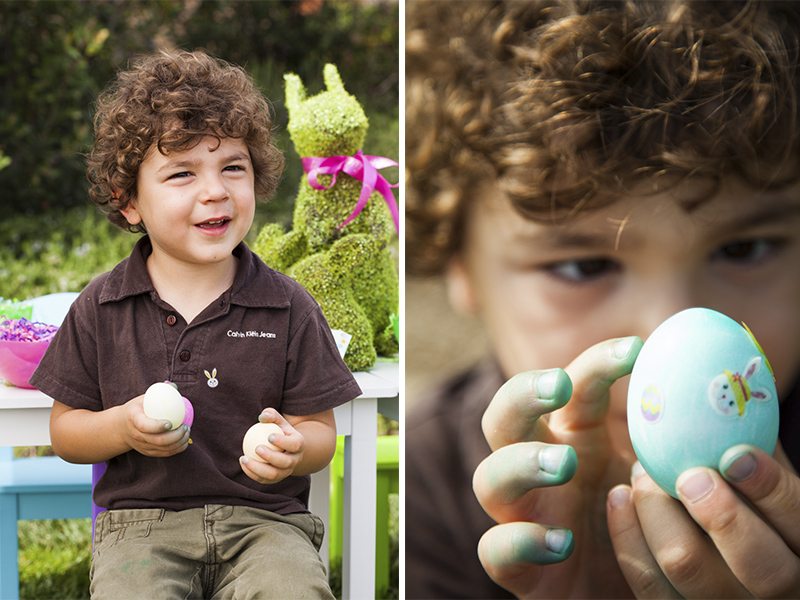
left=254, top=64, right=398, bottom=371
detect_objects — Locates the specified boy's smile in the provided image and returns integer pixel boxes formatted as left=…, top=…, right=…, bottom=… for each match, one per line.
left=450, top=177, right=800, bottom=425
left=121, top=136, right=255, bottom=273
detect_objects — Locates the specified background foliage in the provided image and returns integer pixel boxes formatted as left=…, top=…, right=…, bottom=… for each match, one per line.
left=0, top=0, right=398, bottom=221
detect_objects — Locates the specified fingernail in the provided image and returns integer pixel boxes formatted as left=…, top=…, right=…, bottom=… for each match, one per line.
left=630, top=461, right=645, bottom=483
left=163, top=421, right=173, bottom=431
left=608, top=486, right=631, bottom=509
left=677, top=469, right=714, bottom=503
left=240, top=456, right=249, bottom=465
left=538, top=445, right=570, bottom=475
left=267, top=434, right=276, bottom=444
left=544, top=528, right=573, bottom=555
left=720, top=447, right=757, bottom=482
left=613, top=336, right=640, bottom=360
left=535, top=369, right=561, bottom=399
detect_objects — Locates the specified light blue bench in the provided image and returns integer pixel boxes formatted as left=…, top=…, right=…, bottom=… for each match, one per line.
left=0, top=447, right=92, bottom=599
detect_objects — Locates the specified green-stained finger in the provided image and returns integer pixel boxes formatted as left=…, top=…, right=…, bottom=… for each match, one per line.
left=479, top=522, right=574, bottom=580
left=474, top=442, right=577, bottom=521
left=482, top=369, right=572, bottom=450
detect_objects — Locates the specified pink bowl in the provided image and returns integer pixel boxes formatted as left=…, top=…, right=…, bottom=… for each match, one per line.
left=0, top=337, right=52, bottom=388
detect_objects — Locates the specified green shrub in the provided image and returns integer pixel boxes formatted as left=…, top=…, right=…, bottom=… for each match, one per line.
left=0, top=208, right=134, bottom=300
left=18, top=519, right=91, bottom=600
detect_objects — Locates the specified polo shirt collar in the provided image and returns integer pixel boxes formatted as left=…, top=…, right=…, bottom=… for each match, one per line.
left=99, top=236, right=290, bottom=308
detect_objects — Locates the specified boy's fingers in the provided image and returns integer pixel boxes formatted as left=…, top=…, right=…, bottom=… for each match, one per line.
left=552, top=336, right=642, bottom=430
left=677, top=465, right=800, bottom=598
left=632, top=469, right=749, bottom=598
left=606, top=485, right=681, bottom=599
left=477, top=521, right=573, bottom=596
left=473, top=442, right=577, bottom=523
left=719, top=444, right=800, bottom=554
left=481, top=369, right=572, bottom=450
left=269, top=432, right=302, bottom=454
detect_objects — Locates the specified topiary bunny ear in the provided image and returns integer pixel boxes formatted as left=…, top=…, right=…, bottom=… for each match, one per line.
left=323, top=63, right=346, bottom=93
left=284, top=72, right=307, bottom=114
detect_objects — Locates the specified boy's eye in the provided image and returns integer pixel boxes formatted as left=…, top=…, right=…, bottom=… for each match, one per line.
left=711, top=238, right=785, bottom=264
left=544, top=258, right=620, bottom=283
left=168, top=171, right=192, bottom=180
left=224, top=164, right=245, bottom=172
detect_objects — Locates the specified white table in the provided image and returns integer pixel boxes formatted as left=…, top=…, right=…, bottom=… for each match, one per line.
left=0, top=361, right=398, bottom=600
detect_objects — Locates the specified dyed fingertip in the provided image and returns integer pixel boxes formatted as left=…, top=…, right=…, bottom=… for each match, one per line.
left=544, top=528, right=574, bottom=556
left=719, top=444, right=758, bottom=483
left=535, top=368, right=572, bottom=404
left=612, top=336, right=644, bottom=362
left=538, top=444, right=578, bottom=480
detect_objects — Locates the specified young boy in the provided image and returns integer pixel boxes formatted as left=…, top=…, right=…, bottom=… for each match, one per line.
left=31, top=50, right=361, bottom=598
left=406, top=1, right=800, bottom=598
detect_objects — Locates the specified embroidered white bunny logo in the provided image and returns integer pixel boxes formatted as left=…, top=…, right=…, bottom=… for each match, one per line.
left=204, top=368, right=219, bottom=388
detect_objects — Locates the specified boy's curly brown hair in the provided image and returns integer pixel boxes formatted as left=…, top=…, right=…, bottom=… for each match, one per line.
left=88, top=49, right=284, bottom=232
left=407, top=0, right=800, bottom=274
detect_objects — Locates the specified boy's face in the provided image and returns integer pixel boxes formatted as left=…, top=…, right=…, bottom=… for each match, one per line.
left=122, top=136, right=255, bottom=268
left=450, top=177, right=800, bottom=417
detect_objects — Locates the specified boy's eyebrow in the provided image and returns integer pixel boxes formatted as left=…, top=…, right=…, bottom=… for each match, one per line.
left=156, top=152, right=251, bottom=173
left=515, top=228, right=620, bottom=250
left=712, top=200, right=800, bottom=231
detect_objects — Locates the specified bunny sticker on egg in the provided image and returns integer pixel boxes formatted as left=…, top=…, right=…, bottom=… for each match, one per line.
left=708, top=357, right=771, bottom=417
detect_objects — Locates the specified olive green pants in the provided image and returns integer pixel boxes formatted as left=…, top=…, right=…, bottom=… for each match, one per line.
left=91, top=505, right=333, bottom=599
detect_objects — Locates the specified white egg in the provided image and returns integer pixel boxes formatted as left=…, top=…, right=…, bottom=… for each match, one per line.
left=143, top=382, right=186, bottom=430
left=242, top=422, right=283, bottom=462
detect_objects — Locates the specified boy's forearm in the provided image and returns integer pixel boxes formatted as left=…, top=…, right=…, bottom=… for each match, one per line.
left=50, top=402, right=130, bottom=464
left=291, top=418, right=337, bottom=476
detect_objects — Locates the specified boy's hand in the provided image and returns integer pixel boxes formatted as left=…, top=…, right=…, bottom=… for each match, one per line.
left=472, top=336, right=643, bottom=598
left=121, top=395, right=192, bottom=457
left=240, top=408, right=305, bottom=485
left=608, top=445, right=800, bottom=598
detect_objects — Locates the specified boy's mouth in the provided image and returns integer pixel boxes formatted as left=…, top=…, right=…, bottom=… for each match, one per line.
left=196, top=217, right=231, bottom=230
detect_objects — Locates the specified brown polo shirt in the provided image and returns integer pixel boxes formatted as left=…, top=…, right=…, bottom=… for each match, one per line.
left=31, top=236, right=362, bottom=514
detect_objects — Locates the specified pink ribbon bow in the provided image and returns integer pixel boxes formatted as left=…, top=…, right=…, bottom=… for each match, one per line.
left=301, top=150, right=399, bottom=232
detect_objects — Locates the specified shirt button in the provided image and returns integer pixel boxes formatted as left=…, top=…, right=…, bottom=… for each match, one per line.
left=166, top=314, right=177, bottom=326
left=179, top=349, right=191, bottom=362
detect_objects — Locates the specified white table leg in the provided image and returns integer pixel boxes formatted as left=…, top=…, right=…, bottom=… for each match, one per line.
left=309, top=465, right=330, bottom=571
left=342, top=396, right=377, bottom=599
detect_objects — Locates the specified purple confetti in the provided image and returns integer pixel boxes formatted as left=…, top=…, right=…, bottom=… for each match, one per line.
left=0, top=318, right=58, bottom=342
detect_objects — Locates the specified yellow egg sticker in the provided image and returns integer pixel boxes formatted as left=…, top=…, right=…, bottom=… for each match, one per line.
left=640, top=384, right=664, bottom=423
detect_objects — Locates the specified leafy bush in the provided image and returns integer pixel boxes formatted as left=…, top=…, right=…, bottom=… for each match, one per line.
left=0, top=209, right=134, bottom=300
left=19, top=519, right=91, bottom=600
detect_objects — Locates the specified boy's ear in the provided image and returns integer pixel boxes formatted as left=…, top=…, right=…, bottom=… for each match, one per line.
left=445, top=258, right=479, bottom=315
left=119, top=198, right=142, bottom=226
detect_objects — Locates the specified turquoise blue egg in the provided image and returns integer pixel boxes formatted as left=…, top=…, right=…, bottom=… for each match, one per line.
left=627, top=308, right=779, bottom=498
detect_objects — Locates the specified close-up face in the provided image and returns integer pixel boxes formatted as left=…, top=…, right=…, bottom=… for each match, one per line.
left=450, top=176, right=800, bottom=414
left=122, top=135, right=256, bottom=269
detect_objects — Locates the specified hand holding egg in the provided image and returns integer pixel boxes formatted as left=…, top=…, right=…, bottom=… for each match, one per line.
left=240, top=409, right=306, bottom=485
left=143, top=382, right=194, bottom=431
left=242, top=422, right=283, bottom=462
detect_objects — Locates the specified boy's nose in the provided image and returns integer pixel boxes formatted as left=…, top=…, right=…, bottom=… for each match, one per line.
left=201, top=175, right=229, bottom=202
left=633, top=280, right=697, bottom=341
